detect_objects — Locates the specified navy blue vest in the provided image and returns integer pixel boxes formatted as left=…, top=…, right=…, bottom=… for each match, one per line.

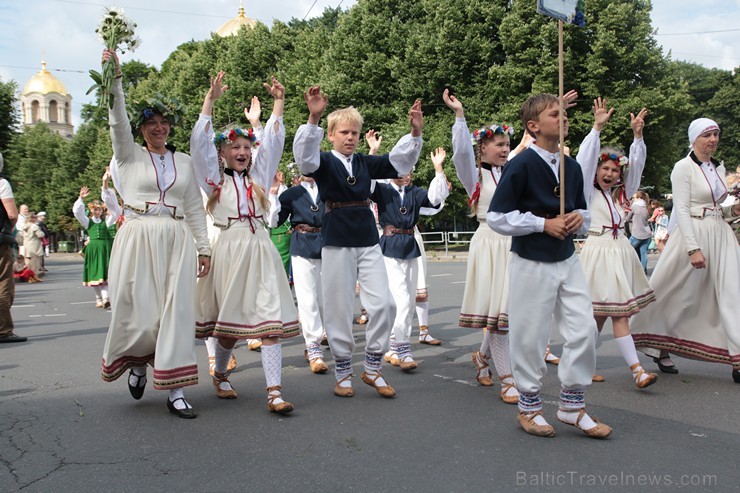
left=276, top=185, right=324, bottom=259
left=371, top=183, right=438, bottom=259
left=489, top=148, right=587, bottom=262
left=307, top=152, right=400, bottom=248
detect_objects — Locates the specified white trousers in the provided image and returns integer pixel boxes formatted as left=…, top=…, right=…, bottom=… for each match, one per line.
left=321, top=246, right=396, bottom=358
left=508, top=253, right=597, bottom=393
left=384, top=256, right=417, bottom=344
left=291, top=255, right=324, bottom=346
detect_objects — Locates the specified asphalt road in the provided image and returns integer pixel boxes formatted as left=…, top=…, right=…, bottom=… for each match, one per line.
left=1, top=254, right=738, bottom=492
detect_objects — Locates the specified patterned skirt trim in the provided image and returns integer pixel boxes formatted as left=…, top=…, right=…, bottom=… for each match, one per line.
left=592, top=290, right=656, bottom=317
left=196, top=319, right=301, bottom=340
left=458, top=312, right=509, bottom=330
left=634, top=333, right=740, bottom=369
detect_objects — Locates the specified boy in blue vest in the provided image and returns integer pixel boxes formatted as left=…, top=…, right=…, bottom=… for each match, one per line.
left=488, top=93, right=612, bottom=438
left=371, top=147, right=448, bottom=371
left=293, top=86, right=423, bottom=398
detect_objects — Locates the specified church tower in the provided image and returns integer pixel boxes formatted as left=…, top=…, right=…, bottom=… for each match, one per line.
left=215, top=1, right=257, bottom=37
left=20, top=59, right=74, bottom=139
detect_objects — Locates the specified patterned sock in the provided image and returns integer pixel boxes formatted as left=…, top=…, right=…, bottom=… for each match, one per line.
left=416, top=302, right=429, bottom=326
left=386, top=340, right=398, bottom=359
left=490, top=332, right=512, bottom=378
left=214, top=341, right=233, bottom=375
left=261, top=344, right=282, bottom=389
left=334, top=355, right=353, bottom=387
left=306, top=343, right=323, bottom=362
left=518, top=390, right=548, bottom=425
left=557, top=385, right=597, bottom=430
left=396, top=342, right=412, bottom=362
left=364, top=350, right=389, bottom=387
left=478, top=329, right=493, bottom=359
left=168, top=388, right=190, bottom=410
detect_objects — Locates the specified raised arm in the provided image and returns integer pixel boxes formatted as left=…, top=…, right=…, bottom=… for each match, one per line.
left=101, top=168, right=122, bottom=225
left=251, top=77, right=286, bottom=189
left=425, top=147, right=450, bottom=207
left=103, top=49, right=137, bottom=166
left=293, top=86, right=328, bottom=175
left=624, top=108, right=648, bottom=198
left=576, top=97, right=613, bottom=204
left=443, top=89, right=477, bottom=196
left=388, top=99, right=423, bottom=176
left=190, top=72, right=227, bottom=193
left=73, top=187, right=91, bottom=229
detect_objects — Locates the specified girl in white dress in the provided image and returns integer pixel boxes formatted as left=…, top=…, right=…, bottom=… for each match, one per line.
left=443, top=89, right=518, bottom=404
left=576, top=99, right=657, bottom=389
left=190, top=72, right=299, bottom=413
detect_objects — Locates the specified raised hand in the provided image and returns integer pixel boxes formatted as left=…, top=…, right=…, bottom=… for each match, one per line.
left=442, top=89, right=464, bottom=117
left=304, top=85, right=328, bottom=125
left=79, top=186, right=90, bottom=199
left=101, top=48, right=120, bottom=70
left=592, top=96, right=614, bottom=132
left=409, top=99, right=423, bottom=136
left=244, top=96, right=262, bottom=127
left=209, top=71, right=229, bottom=101
left=630, top=107, right=648, bottom=139
left=365, top=130, right=382, bottom=155
left=562, top=90, right=579, bottom=110
left=263, top=76, right=285, bottom=100
left=431, top=147, right=446, bottom=172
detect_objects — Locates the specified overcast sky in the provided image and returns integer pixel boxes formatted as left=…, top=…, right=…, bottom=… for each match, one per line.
left=0, top=0, right=738, bottom=131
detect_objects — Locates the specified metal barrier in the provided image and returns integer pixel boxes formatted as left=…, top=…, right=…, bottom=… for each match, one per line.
left=420, top=230, right=587, bottom=256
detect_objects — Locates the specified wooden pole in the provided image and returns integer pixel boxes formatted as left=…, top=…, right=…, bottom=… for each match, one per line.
left=558, top=19, right=565, bottom=216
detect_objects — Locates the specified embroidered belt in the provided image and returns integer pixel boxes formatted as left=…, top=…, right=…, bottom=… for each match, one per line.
left=383, top=225, right=414, bottom=236
left=293, top=223, right=321, bottom=233
left=529, top=210, right=559, bottom=219
left=587, top=225, right=624, bottom=238
left=324, top=199, right=371, bottom=213
left=690, top=207, right=723, bottom=219
left=123, top=204, right=184, bottom=220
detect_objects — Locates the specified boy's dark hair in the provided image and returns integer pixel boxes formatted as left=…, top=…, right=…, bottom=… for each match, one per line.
left=520, top=93, right=558, bottom=138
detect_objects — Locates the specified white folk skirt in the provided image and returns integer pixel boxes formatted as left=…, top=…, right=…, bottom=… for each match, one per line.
left=459, top=222, right=511, bottom=330
left=414, top=227, right=428, bottom=302
left=632, top=215, right=740, bottom=370
left=195, top=221, right=299, bottom=340
left=579, top=234, right=655, bottom=317
left=102, top=215, right=199, bottom=389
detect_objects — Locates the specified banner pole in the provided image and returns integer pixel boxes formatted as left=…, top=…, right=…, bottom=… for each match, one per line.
left=558, top=19, right=565, bottom=216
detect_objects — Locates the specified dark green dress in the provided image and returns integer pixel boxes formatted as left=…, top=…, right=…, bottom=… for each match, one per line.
left=83, top=220, right=113, bottom=286
left=269, top=219, right=292, bottom=280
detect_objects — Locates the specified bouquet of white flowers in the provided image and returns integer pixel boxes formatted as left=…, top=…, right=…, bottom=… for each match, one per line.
left=87, top=7, right=140, bottom=109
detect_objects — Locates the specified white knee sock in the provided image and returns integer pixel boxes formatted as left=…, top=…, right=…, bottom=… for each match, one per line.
left=261, top=343, right=282, bottom=389
left=93, top=285, right=103, bottom=300
left=416, top=302, right=428, bottom=327
left=168, top=388, right=190, bottom=409
left=490, top=332, right=512, bottom=378
left=205, top=337, right=217, bottom=358
left=478, top=329, right=493, bottom=359
left=214, top=341, right=233, bottom=375
left=615, top=334, right=640, bottom=367
left=100, top=286, right=109, bottom=299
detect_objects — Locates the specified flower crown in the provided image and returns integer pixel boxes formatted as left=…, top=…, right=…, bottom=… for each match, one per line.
left=87, top=200, right=106, bottom=212
left=128, top=94, right=184, bottom=133
left=599, top=152, right=629, bottom=168
left=213, top=127, right=259, bottom=147
left=471, top=124, right=515, bottom=143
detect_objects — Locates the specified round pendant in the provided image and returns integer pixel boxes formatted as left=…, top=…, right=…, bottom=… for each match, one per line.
left=310, top=204, right=319, bottom=212
left=346, top=176, right=356, bottom=186
left=553, top=185, right=560, bottom=198
left=399, top=206, right=408, bottom=215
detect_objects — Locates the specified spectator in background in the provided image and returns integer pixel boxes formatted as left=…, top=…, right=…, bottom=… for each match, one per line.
left=626, top=191, right=651, bottom=273
left=649, top=202, right=669, bottom=253
left=36, top=211, right=50, bottom=272
left=0, top=152, right=26, bottom=343
left=20, top=212, right=45, bottom=275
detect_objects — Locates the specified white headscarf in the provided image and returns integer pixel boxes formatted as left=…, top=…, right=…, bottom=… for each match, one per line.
left=688, top=118, right=720, bottom=149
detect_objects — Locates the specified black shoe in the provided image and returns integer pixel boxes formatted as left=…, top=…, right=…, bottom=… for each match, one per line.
left=0, top=334, right=28, bottom=343
left=732, top=369, right=740, bottom=384
left=167, top=397, right=198, bottom=419
left=652, top=356, right=678, bottom=374
left=127, top=370, right=146, bottom=400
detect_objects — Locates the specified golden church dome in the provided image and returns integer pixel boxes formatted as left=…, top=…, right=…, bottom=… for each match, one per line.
left=22, top=60, right=68, bottom=96
left=216, top=1, right=257, bottom=37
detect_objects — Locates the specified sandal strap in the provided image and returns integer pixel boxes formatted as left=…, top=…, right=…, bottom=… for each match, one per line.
left=472, top=352, right=490, bottom=371
left=169, top=397, right=192, bottom=410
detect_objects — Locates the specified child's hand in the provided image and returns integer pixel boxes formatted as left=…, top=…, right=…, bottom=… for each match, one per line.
left=592, top=97, right=614, bottom=131
left=365, top=130, right=382, bottom=155
left=630, top=107, right=648, bottom=139
left=431, top=147, right=446, bottom=172
left=208, top=71, right=228, bottom=101
left=442, top=89, right=464, bottom=117
left=562, top=90, right=579, bottom=110
left=79, top=186, right=90, bottom=199
left=197, top=257, right=211, bottom=278
left=562, top=211, right=584, bottom=234
left=409, top=99, right=423, bottom=136
left=244, top=96, right=261, bottom=126
left=270, top=172, right=282, bottom=195
left=304, top=86, right=328, bottom=124
left=102, top=170, right=111, bottom=188
left=543, top=217, right=568, bottom=240
left=263, top=76, right=285, bottom=100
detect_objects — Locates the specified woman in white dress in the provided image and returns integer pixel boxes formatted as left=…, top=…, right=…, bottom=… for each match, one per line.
left=632, top=118, right=740, bottom=383
left=576, top=100, right=657, bottom=389
left=100, top=50, right=211, bottom=419
left=190, top=72, right=299, bottom=414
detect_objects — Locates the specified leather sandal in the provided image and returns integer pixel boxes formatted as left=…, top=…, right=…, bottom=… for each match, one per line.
left=557, top=409, right=612, bottom=439
left=334, top=375, right=354, bottom=397
left=544, top=347, right=560, bottom=365
left=309, top=358, right=328, bottom=374
left=630, top=363, right=657, bottom=389
left=267, top=386, right=293, bottom=414
left=517, top=411, right=555, bottom=437
left=212, top=371, right=238, bottom=399
left=399, top=355, right=418, bottom=372
left=592, top=374, right=605, bottom=382
left=102, top=298, right=111, bottom=309
left=652, top=356, right=678, bottom=374
left=167, top=397, right=197, bottom=419
left=472, top=351, right=494, bottom=386
left=384, top=351, right=400, bottom=367
left=208, top=354, right=237, bottom=376
left=361, top=371, right=396, bottom=398
left=127, top=369, right=146, bottom=400
left=247, top=339, right=262, bottom=352
left=499, top=374, right=519, bottom=405
left=418, top=326, right=441, bottom=346
left=356, top=313, right=368, bottom=325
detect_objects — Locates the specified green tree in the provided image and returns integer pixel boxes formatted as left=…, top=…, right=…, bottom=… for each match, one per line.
left=0, top=78, right=19, bottom=153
